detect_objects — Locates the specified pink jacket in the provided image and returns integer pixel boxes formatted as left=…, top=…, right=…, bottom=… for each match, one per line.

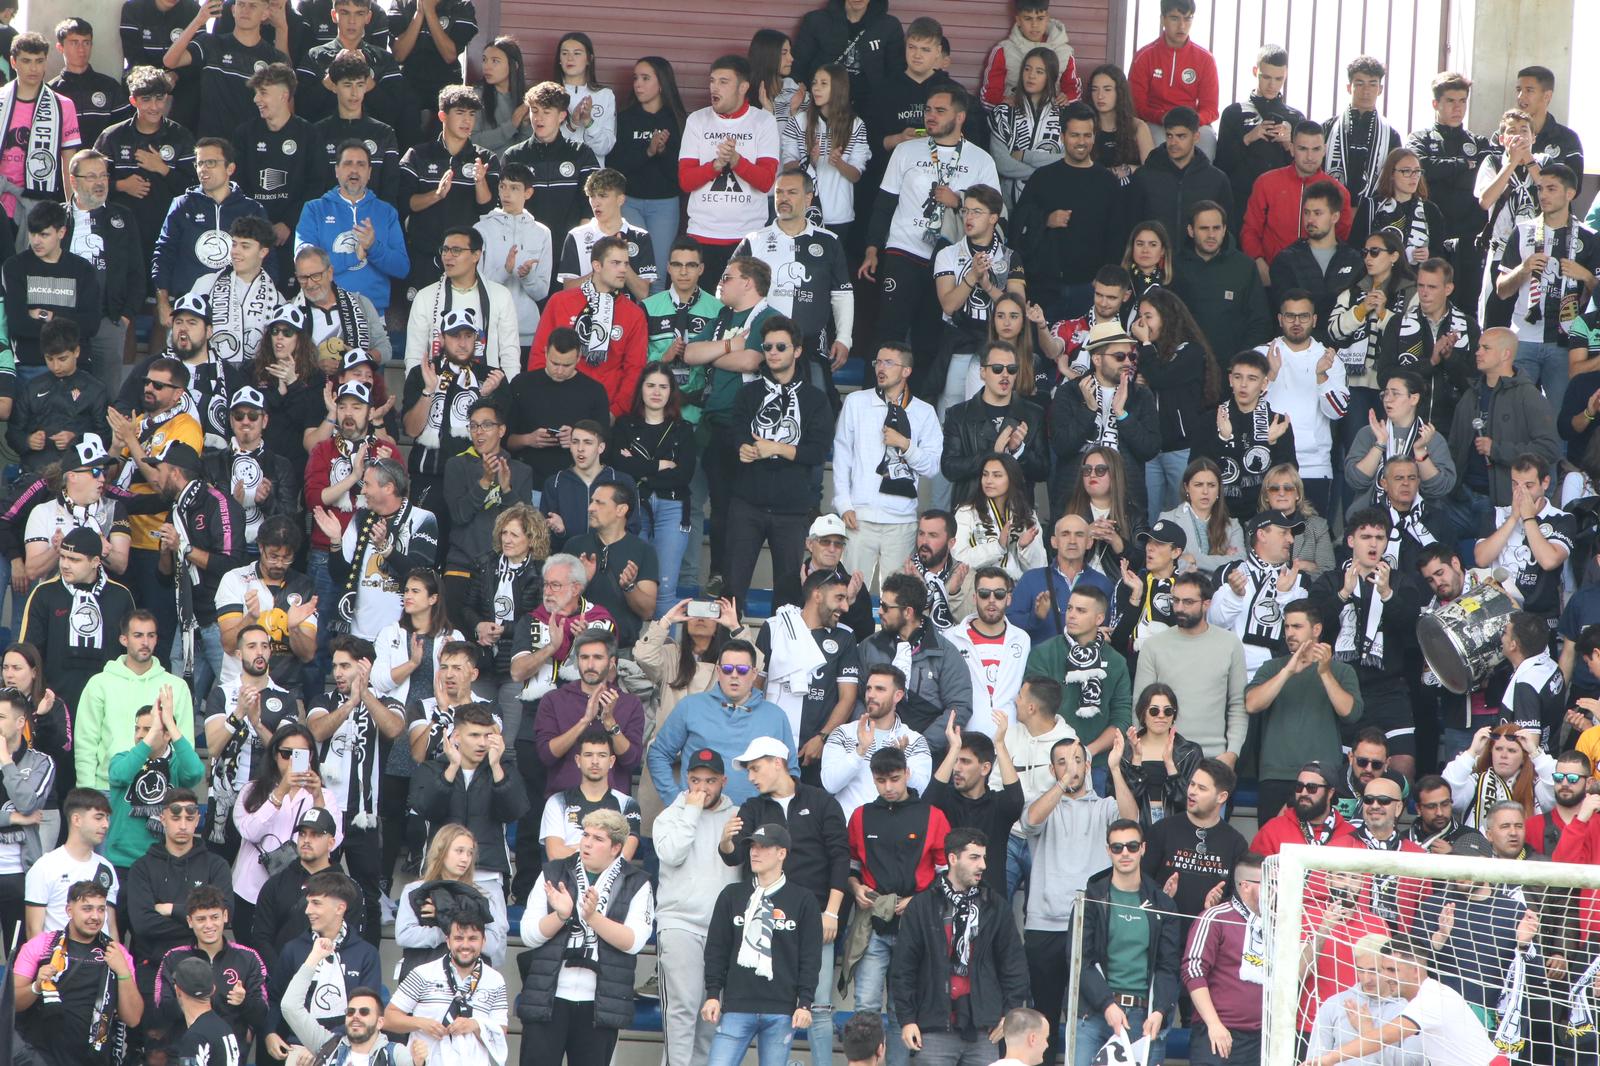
left=230, top=783, right=345, bottom=904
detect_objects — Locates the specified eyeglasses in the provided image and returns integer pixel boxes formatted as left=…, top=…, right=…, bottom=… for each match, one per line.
left=1393, top=167, right=1423, bottom=176
left=959, top=207, right=992, bottom=217
left=439, top=245, right=473, bottom=256
left=269, top=325, right=299, bottom=338
left=1107, top=841, right=1143, bottom=854
left=1081, top=464, right=1110, bottom=478
left=468, top=420, right=502, bottom=432
left=984, top=363, right=1019, bottom=375
left=294, top=267, right=329, bottom=284
left=871, top=359, right=904, bottom=370
left=194, top=158, right=226, bottom=169
left=719, top=664, right=752, bottom=675
left=975, top=588, right=1009, bottom=600
left=144, top=377, right=181, bottom=390
left=1266, top=483, right=1297, bottom=493
left=1294, top=781, right=1329, bottom=794
left=1361, top=795, right=1401, bottom=807
left=1279, top=311, right=1315, bottom=322
left=1363, top=247, right=1393, bottom=258
left=165, top=804, right=201, bottom=818
left=760, top=342, right=791, bottom=352
left=1354, top=756, right=1386, bottom=770
left=1553, top=772, right=1587, bottom=785
left=1145, top=704, right=1175, bottom=718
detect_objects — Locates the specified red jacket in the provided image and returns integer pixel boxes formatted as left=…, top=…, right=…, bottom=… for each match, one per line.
left=1240, top=166, right=1354, bottom=264
left=1128, top=37, right=1219, bottom=126
left=1248, top=806, right=1359, bottom=857
left=527, top=288, right=649, bottom=418
left=1549, top=809, right=1600, bottom=938
left=302, top=435, right=404, bottom=550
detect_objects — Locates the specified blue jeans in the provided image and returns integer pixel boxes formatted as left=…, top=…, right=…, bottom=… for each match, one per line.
left=706, top=1011, right=794, bottom=1066
left=854, top=931, right=907, bottom=1066
left=1006, top=832, right=1033, bottom=900
left=1516, top=340, right=1571, bottom=416
left=809, top=939, right=836, bottom=1066
left=1075, top=1005, right=1166, bottom=1066
left=622, top=196, right=681, bottom=295
left=1144, top=449, right=1190, bottom=518
left=1439, top=726, right=1478, bottom=771
left=641, top=497, right=690, bottom=617
left=13, top=363, right=47, bottom=387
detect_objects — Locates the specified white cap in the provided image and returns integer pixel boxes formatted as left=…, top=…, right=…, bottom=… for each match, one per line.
left=733, top=736, right=790, bottom=768
left=808, top=513, right=849, bottom=540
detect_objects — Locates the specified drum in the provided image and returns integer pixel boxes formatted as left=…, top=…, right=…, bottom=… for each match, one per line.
left=1417, top=581, right=1517, bottom=694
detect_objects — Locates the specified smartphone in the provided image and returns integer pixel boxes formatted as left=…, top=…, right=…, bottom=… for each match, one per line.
left=290, top=749, right=310, bottom=775
left=687, top=601, right=720, bottom=620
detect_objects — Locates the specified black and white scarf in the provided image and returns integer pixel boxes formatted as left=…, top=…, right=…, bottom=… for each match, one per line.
left=1354, top=826, right=1406, bottom=923
left=1371, top=197, right=1429, bottom=256
left=493, top=555, right=530, bottom=623
left=996, top=98, right=1061, bottom=159
left=919, top=138, right=964, bottom=247
left=1240, top=551, right=1288, bottom=647
left=126, top=747, right=174, bottom=836
left=1566, top=951, right=1600, bottom=1038
left=0, top=81, right=64, bottom=195
left=67, top=567, right=109, bottom=650
left=564, top=857, right=625, bottom=970
left=327, top=690, right=379, bottom=828
left=1216, top=400, right=1273, bottom=499
left=736, top=874, right=785, bottom=980
left=335, top=504, right=403, bottom=634
left=418, top=355, right=484, bottom=450
left=1369, top=419, right=1421, bottom=507
left=1522, top=216, right=1581, bottom=331
left=1326, top=107, right=1393, bottom=203
left=1495, top=944, right=1533, bottom=1054
left=1233, top=898, right=1266, bottom=985
left=171, top=479, right=204, bottom=677
left=572, top=279, right=618, bottom=366
left=428, top=276, right=491, bottom=364
left=442, top=957, right=482, bottom=1021
left=38, top=929, right=120, bottom=1056
left=1385, top=502, right=1437, bottom=566
left=208, top=703, right=254, bottom=843
left=206, top=267, right=280, bottom=365
left=1061, top=637, right=1108, bottom=718
left=1333, top=562, right=1386, bottom=669
left=1299, top=809, right=1341, bottom=845
left=950, top=234, right=1011, bottom=326
left=329, top=432, right=379, bottom=512
left=116, top=402, right=191, bottom=490
left=910, top=553, right=957, bottom=630
left=1468, top=769, right=1516, bottom=829
left=302, top=284, right=374, bottom=355
left=309, top=922, right=352, bottom=1022
left=1086, top=379, right=1120, bottom=449
left=937, top=876, right=982, bottom=976
left=753, top=376, right=803, bottom=446
left=230, top=440, right=268, bottom=542
left=876, top=389, right=916, bottom=498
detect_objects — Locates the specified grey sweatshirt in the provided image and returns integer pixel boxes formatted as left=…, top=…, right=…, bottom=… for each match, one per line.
left=1342, top=421, right=1458, bottom=511
left=652, top=792, right=741, bottom=936
left=1132, top=624, right=1249, bottom=758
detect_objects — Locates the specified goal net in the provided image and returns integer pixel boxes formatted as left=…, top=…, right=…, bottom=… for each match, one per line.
left=1262, top=844, right=1600, bottom=1066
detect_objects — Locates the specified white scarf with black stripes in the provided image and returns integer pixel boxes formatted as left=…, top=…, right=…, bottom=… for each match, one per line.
left=1241, top=551, right=1288, bottom=646
left=1326, top=107, right=1392, bottom=202
left=418, top=356, right=483, bottom=450
left=0, top=81, right=64, bottom=195
left=1333, top=562, right=1386, bottom=669
left=67, top=567, right=109, bottom=650
left=1385, top=501, right=1437, bottom=565
left=737, top=874, right=785, bottom=980
left=206, top=268, right=280, bottom=366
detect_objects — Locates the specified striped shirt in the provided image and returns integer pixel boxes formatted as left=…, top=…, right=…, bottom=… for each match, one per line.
left=1181, top=898, right=1265, bottom=1031
left=389, top=955, right=509, bottom=1029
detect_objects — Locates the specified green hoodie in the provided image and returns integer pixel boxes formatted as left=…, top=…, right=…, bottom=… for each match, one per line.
left=74, top=658, right=198, bottom=792
left=104, top=737, right=206, bottom=867
left=1024, top=636, right=1132, bottom=771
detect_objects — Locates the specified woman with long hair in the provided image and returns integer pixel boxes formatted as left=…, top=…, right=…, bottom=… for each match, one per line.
left=2, top=644, right=69, bottom=809
left=613, top=56, right=686, bottom=283
left=1120, top=683, right=1205, bottom=827
left=1122, top=220, right=1173, bottom=302
left=394, top=824, right=509, bottom=969
left=1159, top=457, right=1243, bottom=576
left=1444, top=723, right=1557, bottom=828
left=1329, top=227, right=1415, bottom=450
left=475, top=36, right=531, bottom=153
left=1356, top=148, right=1444, bottom=263
left=372, top=568, right=462, bottom=703
left=1257, top=465, right=1334, bottom=574
left=990, top=46, right=1063, bottom=206
left=1132, top=287, right=1221, bottom=515
left=606, top=366, right=697, bottom=614
left=249, top=302, right=325, bottom=471
left=953, top=454, right=1046, bottom=578
left=747, top=29, right=800, bottom=119
left=554, top=31, right=616, bottom=161
left=779, top=63, right=869, bottom=234
left=232, top=722, right=341, bottom=944
left=1063, top=446, right=1142, bottom=578
left=463, top=503, right=548, bottom=743
left=959, top=292, right=1052, bottom=402
left=1087, top=64, right=1154, bottom=186
left=632, top=596, right=756, bottom=829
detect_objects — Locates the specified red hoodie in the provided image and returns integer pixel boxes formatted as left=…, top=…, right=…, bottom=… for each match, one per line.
left=1128, top=36, right=1219, bottom=126
left=1248, top=805, right=1359, bottom=856
left=1240, top=165, right=1355, bottom=263
left=527, top=288, right=649, bottom=418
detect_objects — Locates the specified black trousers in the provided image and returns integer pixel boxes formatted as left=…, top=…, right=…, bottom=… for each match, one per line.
left=510, top=734, right=549, bottom=904
left=0, top=871, right=23, bottom=956
left=875, top=250, right=940, bottom=396
left=702, top=425, right=738, bottom=580
left=1256, top=779, right=1297, bottom=826
left=1188, top=1026, right=1262, bottom=1065
left=521, top=997, right=620, bottom=1066
left=724, top=498, right=810, bottom=615
left=337, top=823, right=383, bottom=947
left=1025, top=928, right=1071, bottom=1066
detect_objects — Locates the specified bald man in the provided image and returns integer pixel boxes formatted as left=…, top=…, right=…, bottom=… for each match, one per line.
left=1447, top=326, right=1560, bottom=516
left=1007, top=513, right=1116, bottom=646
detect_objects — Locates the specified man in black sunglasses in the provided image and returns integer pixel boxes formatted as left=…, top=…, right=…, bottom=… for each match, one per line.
left=1248, top=762, right=1357, bottom=856
left=939, top=338, right=1047, bottom=505
left=1347, top=775, right=1427, bottom=926
left=1332, top=729, right=1407, bottom=822
left=1050, top=320, right=1159, bottom=515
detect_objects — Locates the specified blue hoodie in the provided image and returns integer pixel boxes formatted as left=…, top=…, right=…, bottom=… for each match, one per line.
left=151, top=182, right=270, bottom=299
left=295, top=186, right=409, bottom=314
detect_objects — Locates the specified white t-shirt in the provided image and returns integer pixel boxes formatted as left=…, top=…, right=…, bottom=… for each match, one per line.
left=681, top=103, right=780, bottom=243
left=877, top=138, right=1001, bottom=258
left=1400, top=977, right=1502, bottom=1066
left=213, top=563, right=319, bottom=686
left=388, top=954, right=509, bottom=1028
left=557, top=218, right=657, bottom=285
left=339, top=504, right=440, bottom=640
left=23, top=846, right=120, bottom=932
left=24, top=497, right=127, bottom=548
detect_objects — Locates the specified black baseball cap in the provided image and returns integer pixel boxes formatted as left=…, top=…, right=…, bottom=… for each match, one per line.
left=158, top=441, right=204, bottom=475
left=687, top=748, right=725, bottom=774
left=1246, top=509, right=1306, bottom=536
left=172, top=956, right=216, bottom=997
left=1139, top=519, right=1187, bottom=550
left=744, top=823, right=792, bottom=849
left=296, top=807, right=337, bottom=836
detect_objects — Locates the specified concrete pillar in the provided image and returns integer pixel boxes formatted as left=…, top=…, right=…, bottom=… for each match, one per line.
left=1464, top=0, right=1575, bottom=135
left=18, top=0, right=125, bottom=79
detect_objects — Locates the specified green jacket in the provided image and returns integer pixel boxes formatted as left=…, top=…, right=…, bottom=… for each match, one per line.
left=74, top=658, right=197, bottom=792
left=1025, top=637, right=1132, bottom=769
left=1172, top=235, right=1273, bottom=362
left=104, top=737, right=206, bottom=867
left=643, top=287, right=723, bottom=426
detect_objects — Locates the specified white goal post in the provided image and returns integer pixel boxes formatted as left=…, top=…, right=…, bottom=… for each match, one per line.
left=1262, top=844, right=1600, bottom=1065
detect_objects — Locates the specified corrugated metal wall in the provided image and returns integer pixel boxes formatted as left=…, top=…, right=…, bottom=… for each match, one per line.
left=494, top=0, right=1112, bottom=109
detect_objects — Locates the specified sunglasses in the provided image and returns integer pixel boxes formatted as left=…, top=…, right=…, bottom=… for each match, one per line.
left=760, top=342, right=791, bottom=352
left=345, top=1007, right=375, bottom=1018
left=1081, top=464, right=1110, bottom=478
left=231, top=410, right=262, bottom=422
left=975, top=588, right=1009, bottom=600
left=165, top=804, right=201, bottom=818
left=984, top=363, right=1019, bottom=375
left=1361, top=795, right=1400, bottom=807
left=276, top=748, right=309, bottom=759
left=1363, top=247, right=1393, bottom=258
left=1107, top=841, right=1142, bottom=854
left=1144, top=704, right=1175, bottom=718
left=1553, top=772, right=1587, bottom=785
left=1354, top=757, right=1385, bottom=770
left=144, top=377, right=181, bottom=390
left=1266, top=483, right=1297, bottom=493
left=1294, top=781, right=1329, bottom=794
left=74, top=466, right=105, bottom=478
left=269, top=325, right=299, bottom=338
left=719, top=664, right=752, bottom=675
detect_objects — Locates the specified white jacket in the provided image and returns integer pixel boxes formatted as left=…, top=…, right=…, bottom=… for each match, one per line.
left=404, top=276, right=524, bottom=381
left=831, top=388, right=942, bottom=523
left=475, top=209, right=553, bottom=340
left=820, top=716, right=932, bottom=821
left=953, top=506, right=1049, bottom=578
left=560, top=85, right=618, bottom=163
left=652, top=791, right=741, bottom=936
left=1260, top=337, right=1349, bottom=479
left=371, top=625, right=466, bottom=705
left=944, top=614, right=1031, bottom=735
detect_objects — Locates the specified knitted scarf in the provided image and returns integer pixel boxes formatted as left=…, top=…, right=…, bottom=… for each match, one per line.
left=1061, top=636, right=1108, bottom=718
left=1086, top=378, right=1120, bottom=449
left=308, top=922, right=352, bottom=1022
left=1369, top=419, right=1421, bottom=507
left=66, top=567, right=109, bottom=650
left=876, top=388, right=916, bottom=498
left=1333, top=562, right=1386, bottom=669
left=564, top=856, right=625, bottom=969
left=1385, top=502, right=1437, bottom=566
left=1298, top=808, right=1341, bottom=845
left=937, top=876, right=982, bottom=977
left=1216, top=399, right=1274, bottom=502
left=417, top=355, right=483, bottom=450
left=1326, top=107, right=1392, bottom=203
left=171, top=479, right=204, bottom=678
left=229, top=439, right=268, bottom=542
left=206, top=267, right=280, bottom=365
left=572, top=279, right=617, bottom=366
left=0, top=81, right=64, bottom=195
left=1468, top=769, right=1515, bottom=829
left=736, top=874, right=785, bottom=980
left=1240, top=550, right=1288, bottom=647
left=1372, top=196, right=1430, bottom=256
left=752, top=376, right=803, bottom=445
left=910, top=553, right=957, bottom=630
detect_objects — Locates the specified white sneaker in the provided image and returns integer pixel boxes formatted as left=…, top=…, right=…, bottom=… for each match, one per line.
left=379, top=893, right=398, bottom=926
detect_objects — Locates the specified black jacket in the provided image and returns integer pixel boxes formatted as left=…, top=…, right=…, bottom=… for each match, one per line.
left=1049, top=376, right=1162, bottom=506
left=1267, top=239, right=1364, bottom=341
left=1, top=249, right=102, bottom=366
left=1013, top=160, right=1127, bottom=287
left=458, top=551, right=544, bottom=678
left=253, top=859, right=367, bottom=957
left=408, top=758, right=531, bottom=876
left=722, top=781, right=851, bottom=907
left=922, top=779, right=1025, bottom=891
left=18, top=574, right=136, bottom=711
left=497, top=135, right=600, bottom=255
left=730, top=377, right=834, bottom=513
left=940, top=394, right=1049, bottom=502
left=792, top=0, right=905, bottom=98
left=1375, top=300, right=1480, bottom=429
left=124, top=840, right=235, bottom=967
left=63, top=201, right=146, bottom=324
left=1216, top=95, right=1305, bottom=214
left=1406, top=124, right=1491, bottom=241
left=1073, top=870, right=1183, bottom=1021
left=704, top=877, right=822, bottom=1014
left=1172, top=237, right=1273, bottom=363
left=1132, top=147, right=1235, bottom=248
left=6, top=369, right=112, bottom=472
left=1135, top=341, right=1215, bottom=453
left=152, top=940, right=270, bottom=1042
left=890, top=879, right=1030, bottom=1030
left=1118, top=732, right=1206, bottom=827
left=199, top=446, right=301, bottom=539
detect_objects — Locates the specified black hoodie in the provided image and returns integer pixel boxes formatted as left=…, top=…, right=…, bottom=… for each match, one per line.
left=1216, top=95, right=1306, bottom=214
left=1132, top=145, right=1236, bottom=248
left=124, top=840, right=235, bottom=967
left=793, top=0, right=906, bottom=105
